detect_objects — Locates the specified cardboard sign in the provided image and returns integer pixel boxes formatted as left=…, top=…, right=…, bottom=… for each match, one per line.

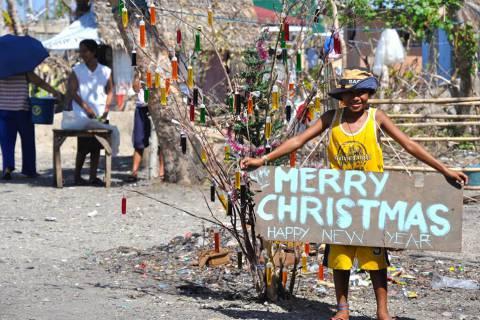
left=251, top=167, right=463, bottom=252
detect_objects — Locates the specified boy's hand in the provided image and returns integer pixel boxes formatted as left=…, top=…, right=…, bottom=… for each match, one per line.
left=445, top=169, right=468, bottom=186
left=240, top=157, right=264, bottom=171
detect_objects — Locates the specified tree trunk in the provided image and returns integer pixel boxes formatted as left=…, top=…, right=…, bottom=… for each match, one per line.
left=6, top=0, right=22, bottom=35
left=0, top=0, right=5, bottom=35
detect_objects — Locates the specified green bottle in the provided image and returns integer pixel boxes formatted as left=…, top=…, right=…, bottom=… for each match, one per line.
left=118, top=0, right=124, bottom=16
left=143, top=87, right=149, bottom=103
left=296, top=50, right=302, bottom=73
left=200, top=104, right=206, bottom=124
left=195, top=30, right=201, bottom=52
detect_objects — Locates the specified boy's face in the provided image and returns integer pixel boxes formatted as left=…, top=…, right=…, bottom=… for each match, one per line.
left=341, top=90, right=370, bottom=113
left=132, top=77, right=141, bottom=92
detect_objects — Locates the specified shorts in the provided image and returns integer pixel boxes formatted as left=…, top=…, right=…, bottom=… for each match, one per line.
left=78, top=137, right=102, bottom=153
left=133, top=107, right=151, bottom=149
left=323, top=244, right=389, bottom=271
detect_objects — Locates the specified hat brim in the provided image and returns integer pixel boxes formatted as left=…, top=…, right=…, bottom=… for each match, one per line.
left=327, top=77, right=378, bottom=101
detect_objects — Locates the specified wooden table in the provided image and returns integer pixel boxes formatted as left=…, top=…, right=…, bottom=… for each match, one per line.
left=53, top=129, right=112, bottom=188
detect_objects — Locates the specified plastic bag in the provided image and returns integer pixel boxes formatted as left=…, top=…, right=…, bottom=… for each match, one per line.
left=373, top=28, right=406, bottom=76
left=431, top=273, right=479, bottom=290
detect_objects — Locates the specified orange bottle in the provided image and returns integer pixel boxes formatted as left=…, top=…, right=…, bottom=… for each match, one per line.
left=139, top=20, right=146, bottom=48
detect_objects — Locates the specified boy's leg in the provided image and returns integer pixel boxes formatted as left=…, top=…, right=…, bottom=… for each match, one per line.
left=370, top=269, right=391, bottom=320
left=0, top=111, right=17, bottom=175
left=17, top=110, right=37, bottom=176
left=333, top=270, right=350, bottom=320
left=74, top=151, right=88, bottom=183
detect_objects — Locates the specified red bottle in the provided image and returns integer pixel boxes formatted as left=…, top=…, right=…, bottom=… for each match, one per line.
left=214, top=231, right=220, bottom=253
left=121, top=195, right=127, bottom=215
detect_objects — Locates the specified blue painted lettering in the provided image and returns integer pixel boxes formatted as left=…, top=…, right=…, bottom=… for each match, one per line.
left=274, top=167, right=298, bottom=193
left=257, top=194, right=277, bottom=221
left=404, top=202, right=428, bottom=233
left=427, top=204, right=450, bottom=236
left=335, top=198, right=354, bottom=228
left=357, top=199, right=380, bottom=230
left=299, top=196, right=323, bottom=225
left=378, top=201, right=407, bottom=231
left=318, top=169, right=341, bottom=195
left=368, top=172, right=389, bottom=197
left=344, top=171, right=367, bottom=197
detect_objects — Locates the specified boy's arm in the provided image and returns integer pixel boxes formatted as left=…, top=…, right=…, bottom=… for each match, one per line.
left=26, top=72, right=63, bottom=100
left=376, top=110, right=468, bottom=185
left=241, top=110, right=335, bottom=169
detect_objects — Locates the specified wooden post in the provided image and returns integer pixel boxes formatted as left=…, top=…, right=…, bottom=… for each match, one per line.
left=385, top=166, right=480, bottom=172
left=370, top=97, right=480, bottom=104
left=382, top=137, right=480, bottom=142
left=388, top=114, right=480, bottom=119
left=396, top=121, right=480, bottom=127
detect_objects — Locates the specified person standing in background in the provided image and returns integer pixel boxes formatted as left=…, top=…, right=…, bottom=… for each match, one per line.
left=0, top=72, right=63, bottom=180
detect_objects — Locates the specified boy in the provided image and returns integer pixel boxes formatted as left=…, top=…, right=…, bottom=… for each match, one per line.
left=125, top=72, right=165, bottom=182
left=241, top=69, right=467, bottom=320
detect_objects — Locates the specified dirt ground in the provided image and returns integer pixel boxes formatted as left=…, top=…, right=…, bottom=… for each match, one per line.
left=0, top=146, right=479, bottom=320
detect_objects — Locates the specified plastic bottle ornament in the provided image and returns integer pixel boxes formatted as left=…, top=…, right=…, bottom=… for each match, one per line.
left=193, top=87, right=199, bottom=106
left=265, top=116, right=272, bottom=140
left=285, top=100, right=292, bottom=122
left=143, top=87, right=149, bottom=103
left=314, top=94, right=322, bottom=112
left=240, top=182, right=247, bottom=208
left=187, top=65, right=194, bottom=88
left=218, top=193, right=227, bottom=211
left=282, top=48, right=288, bottom=64
left=118, top=0, right=124, bottom=15
left=214, top=230, right=220, bottom=253
left=271, top=85, right=279, bottom=111
left=290, top=151, right=296, bottom=167
left=308, top=104, right=315, bottom=120
left=314, top=5, right=321, bottom=23
left=121, top=194, right=127, bottom=215
left=131, top=49, right=136, bottom=66
left=180, top=131, right=187, bottom=154
left=154, top=67, right=161, bottom=88
left=280, top=32, right=286, bottom=49
left=266, top=260, right=273, bottom=286
left=247, top=94, right=253, bottom=115
left=288, top=79, right=295, bottom=98
left=235, top=167, right=241, bottom=190
left=189, top=103, right=195, bottom=122
left=149, top=2, right=156, bottom=25
left=201, top=148, right=207, bottom=163
left=146, top=68, right=152, bottom=88
left=176, top=29, right=182, bottom=46
left=224, top=143, right=230, bottom=161
left=234, top=90, right=241, bottom=115
left=227, top=193, right=233, bottom=216
left=283, top=21, right=290, bottom=41
left=237, top=250, right=243, bottom=269
left=265, top=143, right=271, bottom=154
left=139, top=20, right=146, bottom=48
left=301, top=252, right=308, bottom=273
left=282, top=270, right=288, bottom=287
left=210, top=182, right=215, bottom=202
left=305, top=242, right=310, bottom=255
left=160, top=82, right=167, bottom=106
left=207, top=7, right=213, bottom=27
left=194, top=27, right=201, bottom=52
left=165, top=78, right=171, bottom=95
left=171, top=56, right=178, bottom=81
left=122, top=7, right=128, bottom=29
left=318, top=264, right=324, bottom=280
left=296, top=50, right=302, bottom=73
left=200, top=103, right=206, bottom=124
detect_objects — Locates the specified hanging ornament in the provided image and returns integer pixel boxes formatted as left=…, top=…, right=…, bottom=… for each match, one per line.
left=282, top=48, right=288, bottom=65
left=266, top=260, right=273, bottom=286
left=305, top=242, right=310, bottom=255
left=201, top=148, right=207, bottom=163
left=122, top=7, right=128, bottom=29
left=171, top=56, right=178, bottom=81
left=247, top=94, right=253, bottom=115
left=180, top=131, right=187, bottom=154
left=265, top=116, right=272, bottom=141
left=288, top=79, right=295, bottom=98
left=210, top=182, right=215, bottom=202
left=143, top=87, right=149, bottom=103
left=271, top=85, right=279, bottom=111
left=314, top=94, right=322, bottom=112
left=227, top=193, right=233, bottom=216
left=176, top=28, right=182, bottom=46
left=284, top=21, right=290, bottom=41
left=121, top=194, right=127, bottom=215
left=214, top=230, right=220, bottom=253
left=200, top=103, right=206, bottom=124
left=265, top=143, right=272, bottom=154
left=237, top=249, right=243, bottom=269
left=139, top=19, right=146, bottom=48
left=285, top=100, right=292, bottom=122
left=318, top=264, right=324, bottom=280
left=118, top=0, right=125, bottom=15
left=228, top=94, right=234, bottom=113
left=333, top=32, right=342, bottom=54
left=290, top=151, right=296, bottom=167
left=282, top=269, right=288, bottom=287
left=160, top=81, right=167, bottom=106
left=224, top=142, right=230, bottom=161
left=234, top=90, right=241, bottom=115
left=149, top=2, right=156, bottom=25
left=131, top=48, right=136, bottom=66
left=165, top=78, right=171, bottom=95
left=235, top=167, right=241, bottom=190
left=193, top=87, right=199, bottom=106
left=194, top=26, right=201, bottom=52
left=280, top=31, right=286, bottom=49
left=154, top=67, right=161, bottom=88
left=296, top=50, right=302, bottom=73
left=146, top=68, right=152, bottom=88
left=301, top=252, right=308, bottom=273
left=314, top=5, right=321, bottom=23
left=218, top=193, right=227, bottom=211
left=308, top=104, right=315, bottom=120
left=187, top=65, right=194, bottom=88
left=207, top=7, right=214, bottom=27
left=189, top=103, right=195, bottom=122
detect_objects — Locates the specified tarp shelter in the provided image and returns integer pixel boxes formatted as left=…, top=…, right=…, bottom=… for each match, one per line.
left=42, top=11, right=100, bottom=50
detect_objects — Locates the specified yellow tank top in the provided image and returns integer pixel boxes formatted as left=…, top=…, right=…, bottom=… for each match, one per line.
left=327, top=108, right=384, bottom=172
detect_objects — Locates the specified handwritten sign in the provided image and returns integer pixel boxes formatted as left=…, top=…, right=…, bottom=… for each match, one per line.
left=251, top=167, right=463, bottom=252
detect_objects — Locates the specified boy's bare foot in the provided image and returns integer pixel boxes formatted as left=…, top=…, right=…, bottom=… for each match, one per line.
left=377, top=311, right=395, bottom=320
left=330, top=310, right=349, bottom=320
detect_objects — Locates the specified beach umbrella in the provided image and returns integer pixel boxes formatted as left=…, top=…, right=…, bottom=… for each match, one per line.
left=0, top=34, right=49, bottom=79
